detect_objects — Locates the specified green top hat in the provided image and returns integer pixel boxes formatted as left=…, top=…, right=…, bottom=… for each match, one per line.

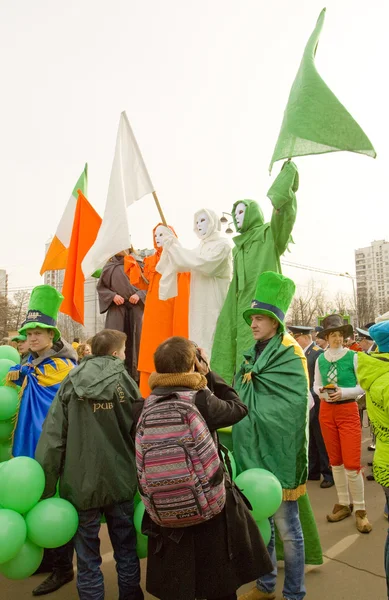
left=243, top=271, right=296, bottom=330
left=12, top=334, right=27, bottom=342
left=19, top=285, right=63, bottom=342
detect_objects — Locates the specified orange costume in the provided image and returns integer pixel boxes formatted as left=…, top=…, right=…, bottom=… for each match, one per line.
left=137, top=224, right=190, bottom=396
left=124, top=254, right=149, bottom=291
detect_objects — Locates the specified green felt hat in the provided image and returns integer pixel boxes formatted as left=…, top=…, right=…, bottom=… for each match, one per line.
left=243, top=271, right=296, bottom=330
left=19, top=285, right=63, bottom=342
left=12, top=334, right=27, bottom=342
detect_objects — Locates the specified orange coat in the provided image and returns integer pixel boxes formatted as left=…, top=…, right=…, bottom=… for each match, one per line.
left=138, top=224, right=190, bottom=396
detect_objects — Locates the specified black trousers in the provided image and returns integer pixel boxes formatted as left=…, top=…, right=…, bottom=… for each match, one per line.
left=309, top=402, right=333, bottom=481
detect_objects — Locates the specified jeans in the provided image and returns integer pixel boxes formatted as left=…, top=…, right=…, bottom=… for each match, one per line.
left=73, top=500, right=143, bottom=600
left=257, top=500, right=306, bottom=600
left=383, top=487, right=389, bottom=599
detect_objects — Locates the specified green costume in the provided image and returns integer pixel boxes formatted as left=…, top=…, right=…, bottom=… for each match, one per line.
left=357, top=351, right=389, bottom=488
left=269, top=8, right=376, bottom=172
left=211, top=160, right=298, bottom=384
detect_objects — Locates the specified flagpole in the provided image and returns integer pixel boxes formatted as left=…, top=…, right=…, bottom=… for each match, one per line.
left=152, top=191, right=167, bottom=226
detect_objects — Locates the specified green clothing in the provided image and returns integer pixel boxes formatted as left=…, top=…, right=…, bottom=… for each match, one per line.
left=318, top=351, right=357, bottom=387
left=35, top=355, right=140, bottom=511
left=232, top=332, right=309, bottom=500
left=357, top=352, right=389, bottom=487
left=269, top=8, right=376, bottom=171
left=211, top=161, right=298, bottom=385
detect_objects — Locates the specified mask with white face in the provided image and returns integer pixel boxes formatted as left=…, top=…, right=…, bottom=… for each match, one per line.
left=235, top=202, right=246, bottom=229
left=154, top=225, right=167, bottom=248
left=195, top=211, right=210, bottom=238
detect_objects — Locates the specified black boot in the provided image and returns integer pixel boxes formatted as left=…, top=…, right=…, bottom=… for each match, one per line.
left=32, top=569, right=74, bottom=596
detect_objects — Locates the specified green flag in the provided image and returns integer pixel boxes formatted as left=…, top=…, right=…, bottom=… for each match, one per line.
left=269, top=8, right=376, bottom=172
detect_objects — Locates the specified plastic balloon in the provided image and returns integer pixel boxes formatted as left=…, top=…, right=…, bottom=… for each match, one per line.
left=0, top=359, right=16, bottom=385
left=0, top=509, right=27, bottom=563
left=25, top=498, right=79, bottom=548
left=217, top=426, right=233, bottom=452
left=0, top=419, right=14, bottom=443
left=136, top=531, right=148, bottom=559
left=256, top=518, right=272, bottom=546
left=235, top=468, right=282, bottom=521
left=0, top=386, right=19, bottom=420
left=0, top=457, right=45, bottom=514
left=0, top=346, right=20, bottom=364
left=134, top=499, right=145, bottom=534
left=0, top=539, right=43, bottom=580
left=134, top=490, right=141, bottom=509
left=0, top=442, right=11, bottom=463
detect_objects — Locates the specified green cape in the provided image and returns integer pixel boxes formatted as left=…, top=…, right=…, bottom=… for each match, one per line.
left=270, top=8, right=376, bottom=171
left=211, top=161, right=298, bottom=384
left=232, top=332, right=309, bottom=496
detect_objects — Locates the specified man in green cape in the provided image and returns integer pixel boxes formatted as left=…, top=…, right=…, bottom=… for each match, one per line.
left=236, top=272, right=309, bottom=600
left=211, top=161, right=298, bottom=385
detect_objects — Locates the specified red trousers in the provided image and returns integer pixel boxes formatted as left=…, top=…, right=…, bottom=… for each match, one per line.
left=319, top=401, right=361, bottom=471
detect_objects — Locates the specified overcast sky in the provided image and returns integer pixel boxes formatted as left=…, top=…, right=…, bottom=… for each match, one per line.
left=0, top=0, right=386, bottom=299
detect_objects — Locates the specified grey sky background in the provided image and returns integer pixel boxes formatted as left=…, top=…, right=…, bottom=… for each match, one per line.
left=0, top=0, right=386, bottom=299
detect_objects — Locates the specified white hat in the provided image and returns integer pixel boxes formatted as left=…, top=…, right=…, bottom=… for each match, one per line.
left=376, top=311, right=389, bottom=323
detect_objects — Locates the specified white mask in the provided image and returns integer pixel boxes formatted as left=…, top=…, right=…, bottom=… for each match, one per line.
left=195, top=211, right=209, bottom=238
left=155, top=225, right=167, bottom=248
left=235, top=202, right=246, bottom=229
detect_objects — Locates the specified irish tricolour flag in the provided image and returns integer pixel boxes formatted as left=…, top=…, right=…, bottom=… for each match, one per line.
left=40, top=164, right=88, bottom=274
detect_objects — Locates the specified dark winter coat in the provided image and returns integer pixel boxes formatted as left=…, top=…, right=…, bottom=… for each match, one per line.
left=133, top=372, right=272, bottom=600
left=36, top=355, right=140, bottom=510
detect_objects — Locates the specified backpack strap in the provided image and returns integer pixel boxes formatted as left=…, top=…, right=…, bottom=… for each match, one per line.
left=371, top=355, right=389, bottom=363
left=218, top=442, right=233, bottom=482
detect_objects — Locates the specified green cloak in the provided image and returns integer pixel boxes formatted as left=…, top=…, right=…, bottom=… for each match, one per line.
left=211, top=161, right=298, bottom=384
left=232, top=332, right=309, bottom=498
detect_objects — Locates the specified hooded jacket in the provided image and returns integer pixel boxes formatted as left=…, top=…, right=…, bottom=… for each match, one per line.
left=357, top=352, right=389, bottom=486
left=211, top=161, right=298, bottom=384
left=10, top=339, right=77, bottom=458
left=157, top=209, right=232, bottom=356
left=35, top=355, right=140, bottom=510
left=137, top=224, right=190, bottom=396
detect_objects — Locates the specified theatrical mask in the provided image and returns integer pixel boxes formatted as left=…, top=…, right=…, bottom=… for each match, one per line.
left=195, top=211, right=210, bottom=238
left=154, top=225, right=169, bottom=248
left=235, top=202, right=246, bottom=229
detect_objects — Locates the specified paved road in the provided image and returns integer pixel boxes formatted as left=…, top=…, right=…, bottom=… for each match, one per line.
left=1, top=433, right=387, bottom=599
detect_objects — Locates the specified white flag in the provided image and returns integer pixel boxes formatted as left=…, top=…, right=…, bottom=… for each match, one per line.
left=82, top=112, right=154, bottom=277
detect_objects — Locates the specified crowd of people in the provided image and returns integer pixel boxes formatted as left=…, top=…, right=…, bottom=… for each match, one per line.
left=3, top=191, right=389, bottom=600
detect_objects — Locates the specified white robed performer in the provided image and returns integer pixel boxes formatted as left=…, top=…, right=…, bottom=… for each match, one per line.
left=157, top=209, right=232, bottom=356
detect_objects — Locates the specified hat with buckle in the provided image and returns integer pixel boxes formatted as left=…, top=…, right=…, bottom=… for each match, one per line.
left=317, top=314, right=353, bottom=340
left=19, top=285, right=63, bottom=342
left=243, top=271, right=296, bottom=330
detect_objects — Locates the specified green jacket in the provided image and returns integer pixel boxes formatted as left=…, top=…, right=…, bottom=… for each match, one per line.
left=35, top=355, right=140, bottom=511
left=233, top=332, right=309, bottom=500
left=357, top=352, right=389, bottom=487
left=211, top=161, right=298, bottom=384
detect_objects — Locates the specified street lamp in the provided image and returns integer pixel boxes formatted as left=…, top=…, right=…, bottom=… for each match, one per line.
left=225, top=222, right=234, bottom=234
left=220, top=212, right=232, bottom=224
left=340, top=272, right=358, bottom=326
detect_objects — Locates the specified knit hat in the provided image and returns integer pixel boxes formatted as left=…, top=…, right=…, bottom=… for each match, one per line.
left=317, top=314, right=353, bottom=340
left=19, top=285, right=63, bottom=342
left=369, top=321, right=389, bottom=353
left=243, top=271, right=296, bottom=330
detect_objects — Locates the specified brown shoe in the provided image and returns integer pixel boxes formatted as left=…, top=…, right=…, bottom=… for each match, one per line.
left=238, top=587, right=276, bottom=600
left=326, top=503, right=352, bottom=522
left=355, top=510, right=372, bottom=533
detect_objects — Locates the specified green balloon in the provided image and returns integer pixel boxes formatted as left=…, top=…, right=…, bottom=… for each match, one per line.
left=136, top=530, right=148, bottom=559
left=223, top=450, right=237, bottom=480
left=0, top=509, right=27, bottom=563
left=134, top=490, right=141, bottom=508
left=0, top=539, right=43, bottom=580
left=0, top=457, right=45, bottom=513
left=256, top=518, right=272, bottom=546
left=0, top=386, right=19, bottom=421
left=0, top=419, right=14, bottom=443
left=235, top=468, right=282, bottom=521
left=25, top=498, right=79, bottom=548
left=0, top=346, right=20, bottom=364
left=0, top=442, right=11, bottom=463
left=0, top=359, right=16, bottom=386
left=133, top=500, right=145, bottom=534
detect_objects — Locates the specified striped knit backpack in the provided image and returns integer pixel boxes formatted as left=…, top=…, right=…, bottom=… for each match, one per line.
left=135, top=390, right=226, bottom=528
